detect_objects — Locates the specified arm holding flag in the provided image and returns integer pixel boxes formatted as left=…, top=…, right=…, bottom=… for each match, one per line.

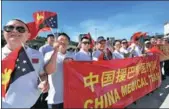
left=44, top=40, right=61, bottom=74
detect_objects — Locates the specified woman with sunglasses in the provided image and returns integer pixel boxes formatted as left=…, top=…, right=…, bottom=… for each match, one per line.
left=2, top=19, right=48, bottom=108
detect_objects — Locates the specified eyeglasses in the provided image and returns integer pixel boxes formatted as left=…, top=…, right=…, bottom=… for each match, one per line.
left=4, top=25, right=26, bottom=33
left=82, top=41, right=90, bottom=45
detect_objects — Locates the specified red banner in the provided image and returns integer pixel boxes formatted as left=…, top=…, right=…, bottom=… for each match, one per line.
left=64, top=55, right=161, bottom=108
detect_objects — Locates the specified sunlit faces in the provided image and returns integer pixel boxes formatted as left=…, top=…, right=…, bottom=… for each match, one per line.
left=114, top=41, right=121, bottom=50
left=150, top=38, right=157, bottom=45
left=47, top=36, right=55, bottom=46
left=3, top=20, right=30, bottom=45
left=121, top=40, right=128, bottom=48
left=81, top=39, right=90, bottom=51
left=57, top=35, right=69, bottom=52
left=162, top=38, right=168, bottom=45
left=97, top=40, right=106, bottom=50
left=156, top=38, right=162, bottom=45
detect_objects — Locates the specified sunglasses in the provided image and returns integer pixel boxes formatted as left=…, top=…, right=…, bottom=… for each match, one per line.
left=4, top=25, right=26, bottom=33
left=82, top=41, right=90, bottom=45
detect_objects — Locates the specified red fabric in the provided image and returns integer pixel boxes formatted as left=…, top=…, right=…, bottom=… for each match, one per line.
left=33, top=11, right=57, bottom=29
left=40, top=27, right=51, bottom=32
left=32, top=58, right=39, bottom=63
left=85, top=33, right=95, bottom=49
left=132, top=32, right=147, bottom=41
left=27, top=11, right=57, bottom=40
left=64, top=55, right=161, bottom=108
left=148, top=46, right=164, bottom=55
left=27, top=22, right=39, bottom=40
left=2, top=47, right=21, bottom=97
left=98, top=52, right=104, bottom=61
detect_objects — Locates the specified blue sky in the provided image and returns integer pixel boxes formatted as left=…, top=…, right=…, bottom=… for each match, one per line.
left=2, top=1, right=169, bottom=41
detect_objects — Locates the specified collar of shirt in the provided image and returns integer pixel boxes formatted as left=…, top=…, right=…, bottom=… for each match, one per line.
left=2, top=45, right=12, bottom=56
left=114, top=50, right=122, bottom=54
left=58, top=51, right=67, bottom=56
left=80, top=49, right=90, bottom=55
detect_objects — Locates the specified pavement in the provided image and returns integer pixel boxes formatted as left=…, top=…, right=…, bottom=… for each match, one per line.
left=127, top=76, right=169, bottom=108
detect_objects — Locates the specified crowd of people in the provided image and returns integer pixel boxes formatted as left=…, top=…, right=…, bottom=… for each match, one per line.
left=2, top=19, right=169, bottom=109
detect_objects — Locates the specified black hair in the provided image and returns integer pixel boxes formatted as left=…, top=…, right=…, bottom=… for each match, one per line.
left=150, top=36, right=155, bottom=39
left=58, top=32, right=70, bottom=42
left=145, top=39, right=150, bottom=41
left=121, top=39, right=127, bottom=42
left=107, top=37, right=109, bottom=40
left=11, top=19, right=30, bottom=32
left=113, top=40, right=121, bottom=46
left=47, top=34, right=54, bottom=39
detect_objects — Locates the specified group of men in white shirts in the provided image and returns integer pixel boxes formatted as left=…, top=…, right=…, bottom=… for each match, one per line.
left=2, top=19, right=169, bottom=109
left=32, top=30, right=169, bottom=109
left=35, top=33, right=153, bottom=108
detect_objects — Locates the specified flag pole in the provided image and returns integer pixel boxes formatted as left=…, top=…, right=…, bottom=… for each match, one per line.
left=45, top=20, right=59, bottom=39
left=20, top=35, right=42, bottom=82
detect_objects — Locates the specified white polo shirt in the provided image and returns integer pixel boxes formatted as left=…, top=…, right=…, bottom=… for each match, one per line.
left=44, top=51, right=73, bottom=104
left=2, top=45, right=44, bottom=108
left=75, top=49, right=92, bottom=61
left=112, top=50, right=124, bottom=59
left=39, top=44, right=53, bottom=56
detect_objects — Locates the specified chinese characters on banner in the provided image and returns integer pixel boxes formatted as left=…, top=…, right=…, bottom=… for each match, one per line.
left=64, top=55, right=161, bottom=108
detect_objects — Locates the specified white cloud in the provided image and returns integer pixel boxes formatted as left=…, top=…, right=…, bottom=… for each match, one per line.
left=63, top=9, right=164, bottom=42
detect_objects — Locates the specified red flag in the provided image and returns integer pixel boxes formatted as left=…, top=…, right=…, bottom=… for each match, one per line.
left=148, top=46, right=164, bottom=55
left=27, top=22, right=39, bottom=40
left=132, top=32, right=147, bottom=41
left=33, top=11, right=57, bottom=29
left=2, top=47, right=21, bottom=97
left=40, top=27, right=51, bottom=32
left=85, top=33, right=95, bottom=49
left=98, top=52, right=104, bottom=61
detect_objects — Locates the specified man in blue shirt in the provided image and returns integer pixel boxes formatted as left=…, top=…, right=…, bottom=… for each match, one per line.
left=39, top=34, right=54, bottom=56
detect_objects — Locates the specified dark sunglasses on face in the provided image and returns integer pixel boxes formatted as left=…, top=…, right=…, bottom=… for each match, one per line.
left=82, top=41, right=90, bottom=45
left=122, top=42, right=127, bottom=44
left=4, top=25, right=26, bottom=33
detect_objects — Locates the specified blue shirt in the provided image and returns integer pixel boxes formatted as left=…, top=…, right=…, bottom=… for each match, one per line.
left=39, top=44, right=53, bottom=56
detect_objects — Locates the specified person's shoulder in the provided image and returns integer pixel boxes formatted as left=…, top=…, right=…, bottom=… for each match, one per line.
left=93, top=50, right=102, bottom=55
left=2, top=46, right=6, bottom=53
left=44, top=50, right=54, bottom=57
left=39, top=44, right=49, bottom=49
left=75, top=51, right=82, bottom=56
left=27, top=47, right=43, bottom=56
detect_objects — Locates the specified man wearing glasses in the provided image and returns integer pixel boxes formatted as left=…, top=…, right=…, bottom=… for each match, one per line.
left=75, top=36, right=92, bottom=61
left=2, top=19, right=48, bottom=108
